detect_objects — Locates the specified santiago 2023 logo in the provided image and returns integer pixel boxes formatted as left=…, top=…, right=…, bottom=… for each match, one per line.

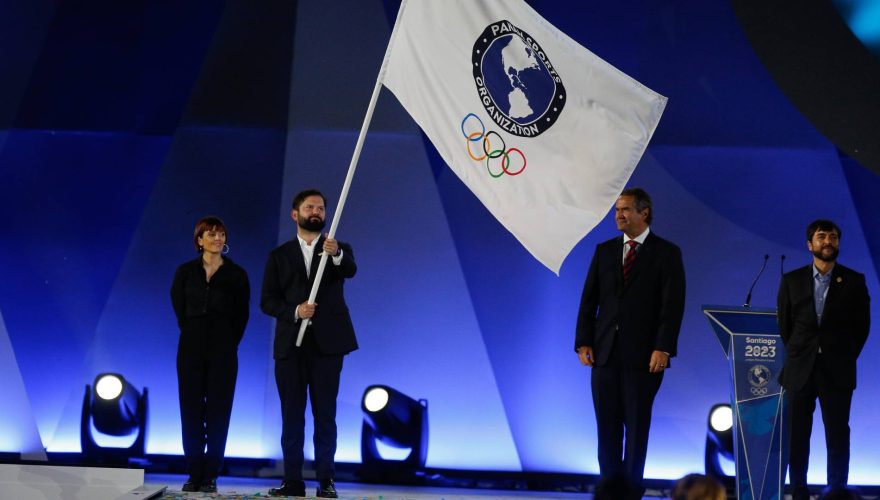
left=471, top=20, right=566, bottom=138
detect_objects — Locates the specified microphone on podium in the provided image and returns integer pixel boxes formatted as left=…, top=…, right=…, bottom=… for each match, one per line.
left=743, top=254, right=770, bottom=309
left=780, top=254, right=786, bottom=276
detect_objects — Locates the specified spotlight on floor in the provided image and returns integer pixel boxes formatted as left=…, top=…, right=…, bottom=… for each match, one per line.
left=81, top=373, right=148, bottom=461
left=705, top=403, right=734, bottom=480
left=359, top=385, right=428, bottom=482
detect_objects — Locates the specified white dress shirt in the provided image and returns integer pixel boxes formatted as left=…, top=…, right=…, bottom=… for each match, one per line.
left=294, top=234, right=343, bottom=319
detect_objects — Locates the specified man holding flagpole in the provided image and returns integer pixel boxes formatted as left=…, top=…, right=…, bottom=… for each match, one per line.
left=575, top=188, right=685, bottom=498
left=261, top=189, right=358, bottom=499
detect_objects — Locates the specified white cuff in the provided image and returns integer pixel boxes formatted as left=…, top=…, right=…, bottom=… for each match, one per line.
left=332, top=250, right=343, bottom=265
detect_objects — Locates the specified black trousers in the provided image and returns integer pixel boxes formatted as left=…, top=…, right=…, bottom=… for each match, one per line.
left=177, top=341, right=238, bottom=481
left=591, top=344, right=663, bottom=498
left=275, top=330, right=344, bottom=481
left=786, top=354, right=853, bottom=495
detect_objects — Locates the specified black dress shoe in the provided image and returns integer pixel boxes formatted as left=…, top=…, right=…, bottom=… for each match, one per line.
left=791, top=485, right=811, bottom=500
left=268, top=480, right=306, bottom=497
left=199, top=478, right=217, bottom=493
left=181, top=477, right=200, bottom=492
left=316, top=478, right=338, bottom=498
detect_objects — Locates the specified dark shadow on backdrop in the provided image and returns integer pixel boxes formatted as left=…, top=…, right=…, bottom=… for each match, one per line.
left=732, top=0, right=880, bottom=175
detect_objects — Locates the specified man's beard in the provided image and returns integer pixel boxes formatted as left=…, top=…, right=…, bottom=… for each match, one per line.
left=812, top=245, right=839, bottom=262
left=298, top=215, right=325, bottom=232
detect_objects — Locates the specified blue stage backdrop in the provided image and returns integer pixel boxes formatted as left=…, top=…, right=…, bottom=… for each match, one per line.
left=1, top=0, right=879, bottom=484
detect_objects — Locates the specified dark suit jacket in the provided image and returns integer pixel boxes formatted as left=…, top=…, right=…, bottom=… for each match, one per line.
left=575, top=232, right=686, bottom=369
left=777, top=263, right=870, bottom=391
left=261, top=236, right=358, bottom=358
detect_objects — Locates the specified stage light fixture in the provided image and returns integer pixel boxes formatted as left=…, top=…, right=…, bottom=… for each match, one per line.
left=360, top=385, right=428, bottom=482
left=81, top=373, right=148, bottom=460
left=705, top=403, right=734, bottom=480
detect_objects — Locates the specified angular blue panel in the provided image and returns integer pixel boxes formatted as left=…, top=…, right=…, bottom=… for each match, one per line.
left=15, top=0, right=223, bottom=132
left=0, top=130, right=169, bottom=443
left=840, top=152, right=880, bottom=286
left=736, top=397, right=785, bottom=500
left=0, top=309, right=45, bottom=458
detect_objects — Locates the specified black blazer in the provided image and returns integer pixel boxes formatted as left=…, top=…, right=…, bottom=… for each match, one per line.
left=261, top=236, right=358, bottom=358
left=575, top=232, right=686, bottom=369
left=777, top=263, right=870, bottom=391
left=170, top=256, right=250, bottom=349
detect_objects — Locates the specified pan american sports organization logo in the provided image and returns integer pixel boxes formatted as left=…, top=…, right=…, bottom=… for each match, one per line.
left=747, top=364, right=772, bottom=396
left=461, top=20, right=567, bottom=178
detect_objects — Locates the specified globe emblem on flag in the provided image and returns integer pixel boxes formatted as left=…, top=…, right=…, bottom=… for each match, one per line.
left=472, top=20, right=566, bottom=138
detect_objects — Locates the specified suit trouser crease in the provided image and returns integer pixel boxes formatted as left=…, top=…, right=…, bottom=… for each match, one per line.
left=591, top=359, right=663, bottom=487
left=275, top=332, right=344, bottom=481
left=787, top=355, right=852, bottom=490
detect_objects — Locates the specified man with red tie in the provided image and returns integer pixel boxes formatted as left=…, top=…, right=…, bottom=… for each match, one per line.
left=575, top=187, right=686, bottom=499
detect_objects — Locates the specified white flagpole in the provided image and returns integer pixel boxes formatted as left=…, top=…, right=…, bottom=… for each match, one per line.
left=296, top=0, right=409, bottom=347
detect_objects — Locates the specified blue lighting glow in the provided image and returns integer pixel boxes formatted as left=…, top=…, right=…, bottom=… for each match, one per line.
left=374, top=441, right=413, bottom=461
left=90, top=421, right=138, bottom=449
left=0, top=311, right=44, bottom=455
left=833, top=0, right=880, bottom=56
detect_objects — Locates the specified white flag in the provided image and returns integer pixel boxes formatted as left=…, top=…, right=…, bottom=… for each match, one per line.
left=382, top=0, right=667, bottom=274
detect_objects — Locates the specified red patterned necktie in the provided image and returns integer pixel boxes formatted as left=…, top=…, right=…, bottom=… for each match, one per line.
left=623, top=240, right=639, bottom=284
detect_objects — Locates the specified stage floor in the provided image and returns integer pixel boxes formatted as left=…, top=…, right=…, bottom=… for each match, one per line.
left=144, top=474, right=880, bottom=500
left=145, top=473, right=605, bottom=499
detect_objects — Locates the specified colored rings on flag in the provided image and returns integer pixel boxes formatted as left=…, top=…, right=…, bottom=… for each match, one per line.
left=461, top=113, right=485, bottom=142
left=460, top=113, right=527, bottom=178
left=466, top=132, right=487, bottom=160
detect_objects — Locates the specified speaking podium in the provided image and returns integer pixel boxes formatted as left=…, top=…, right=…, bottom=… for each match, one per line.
left=703, top=305, right=788, bottom=500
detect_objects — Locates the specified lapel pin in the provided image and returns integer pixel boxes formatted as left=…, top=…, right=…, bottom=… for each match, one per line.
left=836, top=277, right=842, bottom=283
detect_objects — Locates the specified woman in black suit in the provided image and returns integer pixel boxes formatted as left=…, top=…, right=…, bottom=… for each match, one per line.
left=171, top=216, right=249, bottom=493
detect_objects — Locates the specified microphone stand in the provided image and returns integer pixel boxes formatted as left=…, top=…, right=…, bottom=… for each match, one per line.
left=743, top=254, right=770, bottom=308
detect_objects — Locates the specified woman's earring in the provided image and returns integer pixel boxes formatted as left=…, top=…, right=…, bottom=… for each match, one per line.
left=222, top=244, right=230, bottom=255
